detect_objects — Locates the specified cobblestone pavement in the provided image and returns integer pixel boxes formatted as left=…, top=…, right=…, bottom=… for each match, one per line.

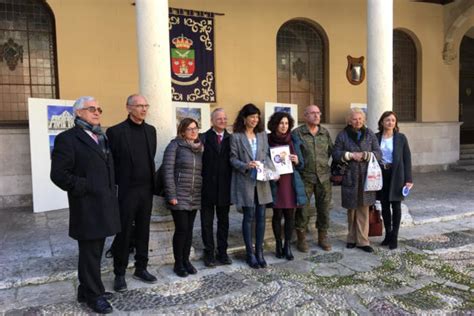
left=3, top=229, right=473, bottom=315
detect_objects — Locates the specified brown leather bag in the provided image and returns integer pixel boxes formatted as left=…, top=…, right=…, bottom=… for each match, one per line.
left=368, top=205, right=383, bottom=237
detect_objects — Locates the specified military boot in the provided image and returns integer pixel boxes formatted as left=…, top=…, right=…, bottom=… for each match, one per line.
left=296, top=229, right=309, bottom=253
left=318, top=230, right=332, bottom=251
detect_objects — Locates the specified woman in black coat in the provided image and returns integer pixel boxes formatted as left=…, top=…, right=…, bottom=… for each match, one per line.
left=376, top=111, right=413, bottom=249
left=163, top=118, right=203, bottom=277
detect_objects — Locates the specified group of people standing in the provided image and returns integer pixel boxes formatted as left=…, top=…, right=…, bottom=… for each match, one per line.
left=50, top=95, right=412, bottom=314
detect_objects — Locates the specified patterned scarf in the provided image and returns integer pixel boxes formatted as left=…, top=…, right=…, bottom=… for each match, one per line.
left=74, top=117, right=109, bottom=156
left=344, top=125, right=367, bottom=145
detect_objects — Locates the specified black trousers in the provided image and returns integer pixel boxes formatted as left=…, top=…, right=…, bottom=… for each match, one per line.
left=113, top=186, right=153, bottom=276
left=380, top=168, right=402, bottom=235
left=200, top=205, right=230, bottom=256
left=77, top=238, right=106, bottom=302
left=272, top=208, right=295, bottom=242
left=171, top=210, right=197, bottom=266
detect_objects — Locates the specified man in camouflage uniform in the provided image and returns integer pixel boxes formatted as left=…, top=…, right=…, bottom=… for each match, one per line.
left=292, top=105, right=333, bottom=252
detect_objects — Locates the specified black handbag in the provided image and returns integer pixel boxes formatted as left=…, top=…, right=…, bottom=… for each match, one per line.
left=153, top=164, right=165, bottom=197
left=330, top=160, right=348, bottom=186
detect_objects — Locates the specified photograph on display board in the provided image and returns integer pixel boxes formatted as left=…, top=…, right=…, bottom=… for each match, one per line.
left=275, top=106, right=291, bottom=114
left=47, top=105, right=74, bottom=131
left=176, top=107, right=202, bottom=130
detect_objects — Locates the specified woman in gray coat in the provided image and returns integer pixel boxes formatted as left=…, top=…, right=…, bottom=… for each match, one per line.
left=333, top=108, right=382, bottom=253
left=163, top=118, right=203, bottom=277
left=376, top=111, right=413, bottom=250
left=230, top=103, right=276, bottom=269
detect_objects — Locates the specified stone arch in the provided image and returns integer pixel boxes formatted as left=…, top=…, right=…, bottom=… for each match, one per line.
left=443, top=1, right=474, bottom=64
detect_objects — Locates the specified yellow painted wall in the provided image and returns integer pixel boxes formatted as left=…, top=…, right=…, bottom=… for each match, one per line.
left=46, top=0, right=460, bottom=126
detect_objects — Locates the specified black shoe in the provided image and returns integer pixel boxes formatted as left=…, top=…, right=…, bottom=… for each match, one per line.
left=78, top=291, right=113, bottom=303
left=216, top=253, right=232, bottom=265
left=283, top=241, right=294, bottom=261
left=203, top=254, right=216, bottom=267
left=173, top=264, right=189, bottom=277
left=389, top=237, right=398, bottom=250
left=275, top=240, right=284, bottom=259
left=246, top=254, right=260, bottom=269
left=87, top=297, right=113, bottom=314
left=133, top=269, right=157, bottom=283
left=381, top=232, right=392, bottom=246
left=255, top=249, right=267, bottom=268
left=113, top=275, right=127, bottom=292
left=357, top=245, right=374, bottom=253
left=346, top=243, right=356, bottom=249
left=102, top=292, right=114, bottom=300
left=184, top=261, right=198, bottom=274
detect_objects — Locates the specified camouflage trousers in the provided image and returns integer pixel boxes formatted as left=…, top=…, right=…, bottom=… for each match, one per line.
left=295, top=178, right=332, bottom=231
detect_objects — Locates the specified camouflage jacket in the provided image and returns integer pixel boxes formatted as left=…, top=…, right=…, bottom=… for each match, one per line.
left=292, top=124, right=333, bottom=183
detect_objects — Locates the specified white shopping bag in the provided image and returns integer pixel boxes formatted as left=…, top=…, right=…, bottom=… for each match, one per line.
left=364, top=152, right=383, bottom=191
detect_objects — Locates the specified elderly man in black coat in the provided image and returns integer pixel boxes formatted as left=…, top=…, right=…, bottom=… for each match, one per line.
left=51, top=96, right=120, bottom=314
left=106, top=94, right=157, bottom=292
left=200, top=108, right=233, bottom=267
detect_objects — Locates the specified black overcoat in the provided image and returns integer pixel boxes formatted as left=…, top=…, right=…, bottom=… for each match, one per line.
left=376, top=132, right=413, bottom=201
left=50, top=126, right=120, bottom=240
left=200, top=129, right=232, bottom=207
left=106, top=119, right=157, bottom=201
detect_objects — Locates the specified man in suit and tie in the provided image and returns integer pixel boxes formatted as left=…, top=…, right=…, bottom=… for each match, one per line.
left=106, top=94, right=157, bottom=292
left=51, top=96, right=120, bottom=314
left=200, top=108, right=233, bottom=267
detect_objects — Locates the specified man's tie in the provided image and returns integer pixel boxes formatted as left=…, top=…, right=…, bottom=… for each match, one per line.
left=217, top=134, right=223, bottom=144
left=91, top=133, right=99, bottom=144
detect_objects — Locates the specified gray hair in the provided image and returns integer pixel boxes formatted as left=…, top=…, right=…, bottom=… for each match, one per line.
left=211, top=107, right=226, bottom=119
left=346, top=107, right=367, bottom=125
left=73, top=96, right=96, bottom=117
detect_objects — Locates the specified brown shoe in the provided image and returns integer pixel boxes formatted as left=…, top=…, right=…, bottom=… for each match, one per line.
left=296, top=229, right=309, bottom=253
left=318, top=230, right=332, bottom=251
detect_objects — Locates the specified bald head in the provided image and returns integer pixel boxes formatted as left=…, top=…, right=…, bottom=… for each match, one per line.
left=304, top=105, right=322, bottom=127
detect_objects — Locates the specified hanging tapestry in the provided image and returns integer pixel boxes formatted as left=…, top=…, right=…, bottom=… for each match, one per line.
left=169, top=12, right=216, bottom=102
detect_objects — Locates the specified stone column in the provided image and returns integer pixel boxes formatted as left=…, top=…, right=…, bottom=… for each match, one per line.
left=135, top=0, right=183, bottom=265
left=135, top=0, right=174, bottom=159
left=367, top=0, right=393, bottom=130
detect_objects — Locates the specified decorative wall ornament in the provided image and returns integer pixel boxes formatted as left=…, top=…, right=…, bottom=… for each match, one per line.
left=169, top=12, right=216, bottom=102
left=292, top=57, right=307, bottom=82
left=346, top=55, right=365, bottom=85
left=0, top=38, right=24, bottom=71
left=442, top=42, right=457, bottom=65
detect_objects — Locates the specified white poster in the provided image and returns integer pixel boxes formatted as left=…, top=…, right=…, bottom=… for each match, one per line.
left=270, top=145, right=294, bottom=175
left=28, top=98, right=75, bottom=213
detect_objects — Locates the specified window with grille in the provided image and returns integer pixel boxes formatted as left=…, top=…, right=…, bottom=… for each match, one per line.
left=277, top=20, right=326, bottom=123
left=0, top=0, right=58, bottom=124
left=393, top=30, right=417, bottom=122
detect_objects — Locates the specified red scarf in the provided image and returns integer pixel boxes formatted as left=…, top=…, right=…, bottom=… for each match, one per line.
left=268, top=132, right=295, bottom=154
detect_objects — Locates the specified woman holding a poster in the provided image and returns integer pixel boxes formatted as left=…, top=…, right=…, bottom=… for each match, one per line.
left=267, top=112, right=307, bottom=260
left=230, top=104, right=276, bottom=269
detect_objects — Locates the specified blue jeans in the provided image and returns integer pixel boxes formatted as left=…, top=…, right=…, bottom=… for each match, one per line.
left=242, top=192, right=266, bottom=255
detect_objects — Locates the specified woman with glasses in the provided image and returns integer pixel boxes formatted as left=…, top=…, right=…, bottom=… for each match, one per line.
left=163, top=118, right=203, bottom=277
left=230, top=103, right=276, bottom=268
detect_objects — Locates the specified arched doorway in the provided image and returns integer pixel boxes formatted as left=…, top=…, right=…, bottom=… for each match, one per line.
left=276, top=20, right=328, bottom=123
left=393, top=30, right=418, bottom=122
left=460, top=28, right=474, bottom=144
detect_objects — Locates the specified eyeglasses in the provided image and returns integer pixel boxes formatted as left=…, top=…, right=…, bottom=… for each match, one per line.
left=308, top=111, right=322, bottom=116
left=186, top=127, right=199, bottom=132
left=82, top=106, right=103, bottom=114
left=131, top=104, right=150, bottom=109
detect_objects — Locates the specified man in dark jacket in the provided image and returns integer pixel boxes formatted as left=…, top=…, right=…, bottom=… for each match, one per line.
left=106, top=94, right=157, bottom=292
left=51, top=96, right=120, bottom=314
left=200, top=108, right=233, bottom=267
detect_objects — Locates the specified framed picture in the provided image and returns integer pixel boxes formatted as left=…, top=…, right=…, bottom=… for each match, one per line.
left=172, top=102, right=211, bottom=135
left=264, top=102, right=298, bottom=132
